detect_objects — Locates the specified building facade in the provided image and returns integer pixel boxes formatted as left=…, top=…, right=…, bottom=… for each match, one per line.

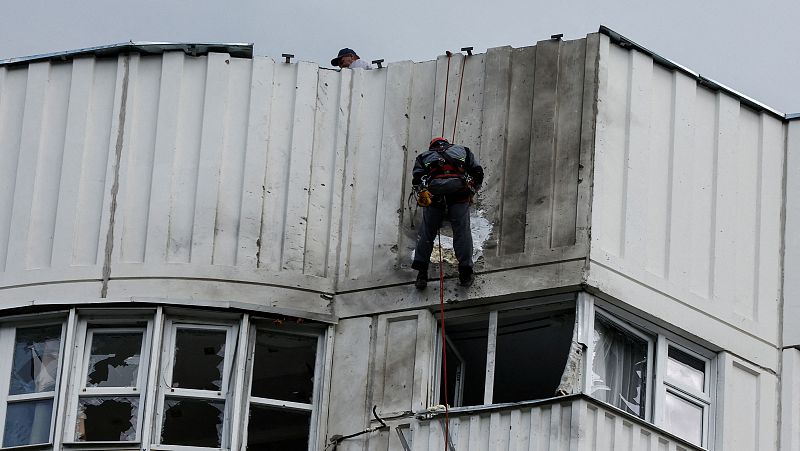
left=0, top=29, right=796, bottom=450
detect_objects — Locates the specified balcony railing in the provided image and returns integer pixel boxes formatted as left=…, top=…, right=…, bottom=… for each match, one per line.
left=365, top=395, right=703, bottom=451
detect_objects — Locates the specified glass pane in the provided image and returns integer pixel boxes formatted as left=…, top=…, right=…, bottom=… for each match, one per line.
left=9, top=325, right=62, bottom=395
left=75, top=397, right=139, bottom=442
left=590, top=316, right=650, bottom=419
left=251, top=331, right=317, bottom=402
left=667, top=346, right=705, bottom=392
left=3, top=399, right=53, bottom=447
left=172, top=329, right=226, bottom=390
left=161, top=398, right=224, bottom=447
left=246, top=405, right=310, bottom=451
left=439, top=314, right=489, bottom=407
left=664, top=391, right=704, bottom=446
left=86, top=331, right=143, bottom=387
left=493, top=308, right=575, bottom=403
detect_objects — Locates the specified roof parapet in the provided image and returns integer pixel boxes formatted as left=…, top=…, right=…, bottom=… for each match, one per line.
left=599, top=25, right=788, bottom=121
left=0, top=42, right=253, bottom=67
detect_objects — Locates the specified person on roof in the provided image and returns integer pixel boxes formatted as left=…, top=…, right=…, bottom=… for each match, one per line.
left=330, top=48, right=372, bottom=70
left=411, top=137, right=484, bottom=289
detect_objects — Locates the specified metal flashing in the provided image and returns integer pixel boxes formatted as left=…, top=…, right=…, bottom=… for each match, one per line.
left=598, top=25, right=787, bottom=121
left=787, top=113, right=800, bottom=121
left=0, top=42, right=253, bottom=67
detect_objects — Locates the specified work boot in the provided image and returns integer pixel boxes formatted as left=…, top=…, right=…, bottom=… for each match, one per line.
left=415, top=271, right=428, bottom=290
left=458, top=267, right=474, bottom=287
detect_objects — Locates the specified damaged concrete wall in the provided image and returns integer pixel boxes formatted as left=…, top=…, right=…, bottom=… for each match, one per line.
left=0, top=35, right=599, bottom=317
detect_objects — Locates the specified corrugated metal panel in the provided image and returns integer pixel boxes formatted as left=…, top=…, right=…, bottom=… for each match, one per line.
left=589, top=35, right=785, bottom=368
left=0, top=58, right=118, bottom=300
left=363, top=398, right=701, bottom=451
left=0, top=36, right=598, bottom=308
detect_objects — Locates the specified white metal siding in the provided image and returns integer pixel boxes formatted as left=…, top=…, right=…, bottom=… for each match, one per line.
left=589, top=35, right=785, bottom=369
left=363, top=399, right=700, bottom=451
left=0, top=37, right=598, bottom=313
left=784, top=120, right=800, bottom=346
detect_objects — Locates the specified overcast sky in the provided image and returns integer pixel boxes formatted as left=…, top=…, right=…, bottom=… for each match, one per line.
left=1, top=0, right=797, bottom=113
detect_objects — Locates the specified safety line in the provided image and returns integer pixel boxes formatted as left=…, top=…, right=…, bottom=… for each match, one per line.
left=451, top=54, right=467, bottom=143
left=437, top=229, right=450, bottom=451
left=441, top=51, right=452, bottom=137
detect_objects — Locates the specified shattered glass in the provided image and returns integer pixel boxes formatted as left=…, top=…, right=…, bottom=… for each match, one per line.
left=251, top=331, right=317, bottom=402
left=9, top=325, right=62, bottom=395
left=171, top=329, right=226, bottom=390
left=590, top=315, right=649, bottom=419
left=246, top=405, right=310, bottom=451
left=86, top=332, right=143, bottom=387
left=75, top=397, right=138, bottom=441
left=3, top=400, right=53, bottom=447
left=161, top=398, right=224, bottom=447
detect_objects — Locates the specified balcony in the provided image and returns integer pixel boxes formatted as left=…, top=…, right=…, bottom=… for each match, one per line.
left=369, top=395, right=703, bottom=451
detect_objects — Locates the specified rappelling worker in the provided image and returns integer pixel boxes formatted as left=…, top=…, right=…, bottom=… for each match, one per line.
left=411, top=137, right=484, bottom=289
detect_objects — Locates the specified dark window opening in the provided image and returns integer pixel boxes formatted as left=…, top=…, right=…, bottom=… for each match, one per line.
left=246, top=405, right=311, bottom=451
left=251, top=331, right=317, bottom=403
left=171, top=329, right=226, bottom=390
left=161, top=398, right=224, bottom=447
left=493, top=308, right=575, bottom=403
left=76, top=397, right=138, bottom=441
left=439, top=314, right=488, bottom=407
left=86, top=332, right=143, bottom=387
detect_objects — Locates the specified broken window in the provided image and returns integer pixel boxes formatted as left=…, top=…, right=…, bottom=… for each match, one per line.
left=245, top=326, right=322, bottom=451
left=69, top=326, right=148, bottom=443
left=590, top=314, right=652, bottom=419
left=156, top=322, right=236, bottom=449
left=3, top=324, right=63, bottom=447
left=584, top=299, right=715, bottom=448
left=437, top=303, right=576, bottom=407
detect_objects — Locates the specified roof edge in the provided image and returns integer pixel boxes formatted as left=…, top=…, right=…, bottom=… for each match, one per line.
left=598, top=25, right=787, bottom=121
left=0, top=42, right=253, bottom=67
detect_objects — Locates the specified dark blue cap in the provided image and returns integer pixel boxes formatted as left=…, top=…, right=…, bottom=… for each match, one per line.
left=331, top=48, right=358, bottom=67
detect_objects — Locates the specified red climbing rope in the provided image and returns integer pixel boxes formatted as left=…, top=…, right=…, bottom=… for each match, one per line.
left=441, top=51, right=452, bottom=137
left=437, top=230, right=450, bottom=451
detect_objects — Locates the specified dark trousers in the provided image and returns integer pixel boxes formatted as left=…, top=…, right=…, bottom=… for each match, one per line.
left=412, top=201, right=473, bottom=273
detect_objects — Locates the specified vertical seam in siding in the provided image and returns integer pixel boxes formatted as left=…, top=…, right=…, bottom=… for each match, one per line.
left=708, top=95, right=721, bottom=299
left=619, top=51, right=634, bottom=259
left=100, top=56, right=130, bottom=297
left=664, top=73, right=678, bottom=279
left=752, top=116, right=765, bottom=321
left=548, top=42, right=561, bottom=249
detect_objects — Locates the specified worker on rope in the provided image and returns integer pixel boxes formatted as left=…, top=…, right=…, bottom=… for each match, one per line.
left=411, top=137, right=484, bottom=289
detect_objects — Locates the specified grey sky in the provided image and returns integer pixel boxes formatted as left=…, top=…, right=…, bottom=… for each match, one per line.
left=1, top=0, right=797, bottom=113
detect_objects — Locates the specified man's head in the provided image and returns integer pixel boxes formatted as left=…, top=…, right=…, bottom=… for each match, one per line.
left=331, top=48, right=360, bottom=68
left=429, top=137, right=450, bottom=149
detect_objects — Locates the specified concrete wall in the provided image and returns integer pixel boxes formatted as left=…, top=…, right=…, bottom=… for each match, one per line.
left=587, top=34, right=785, bottom=370
left=0, top=36, right=599, bottom=319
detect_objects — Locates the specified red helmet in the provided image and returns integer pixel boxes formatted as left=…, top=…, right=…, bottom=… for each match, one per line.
left=430, top=137, right=449, bottom=149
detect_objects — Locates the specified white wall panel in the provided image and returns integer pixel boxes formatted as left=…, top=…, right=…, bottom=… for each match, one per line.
left=782, top=348, right=800, bottom=451
left=716, top=352, right=778, bottom=451
left=590, top=36, right=786, bottom=366
left=784, top=120, right=800, bottom=346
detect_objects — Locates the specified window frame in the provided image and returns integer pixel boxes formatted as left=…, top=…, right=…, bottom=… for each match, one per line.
left=584, top=294, right=717, bottom=448
left=62, top=316, right=154, bottom=445
left=432, top=296, right=578, bottom=409
left=0, top=318, right=68, bottom=449
left=152, top=318, right=240, bottom=451
left=239, top=319, right=327, bottom=451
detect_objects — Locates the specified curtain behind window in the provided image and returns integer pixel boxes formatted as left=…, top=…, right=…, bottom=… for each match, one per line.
left=590, top=316, right=649, bottom=419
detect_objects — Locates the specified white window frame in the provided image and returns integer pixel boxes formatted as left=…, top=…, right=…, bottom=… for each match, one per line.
left=239, top=320, right=327, bottom=451
left=584, top=294, right=717, bottom=448
left=0, top=319, right=67, bottom=449
left=62, top=317, right=153, bottom=445
left=152, top=319, right=239, bottom=451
